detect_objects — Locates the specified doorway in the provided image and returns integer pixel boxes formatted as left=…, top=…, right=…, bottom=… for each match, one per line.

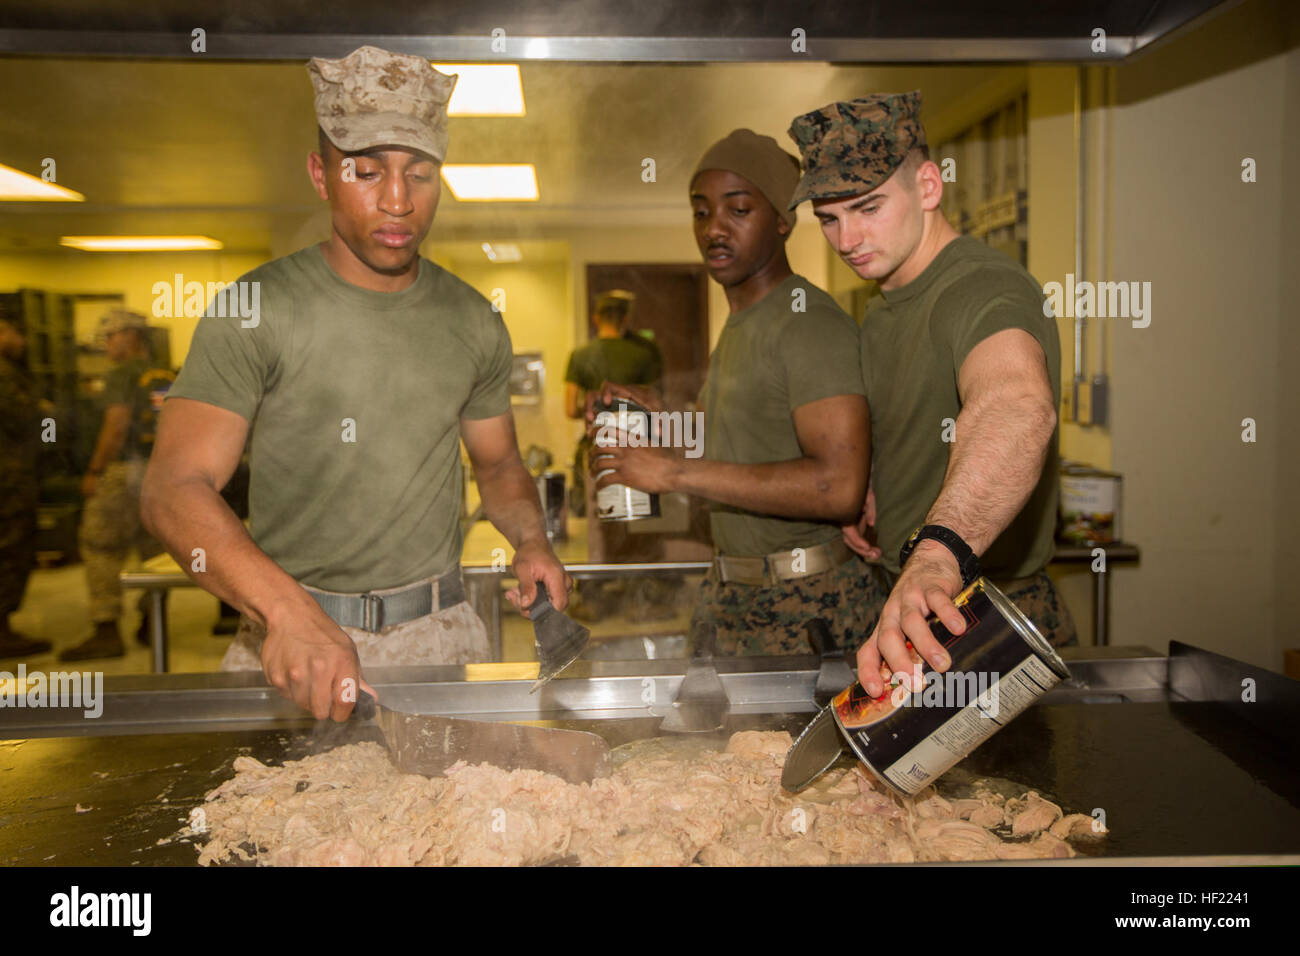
left=584, top=263, right=710, bottom=411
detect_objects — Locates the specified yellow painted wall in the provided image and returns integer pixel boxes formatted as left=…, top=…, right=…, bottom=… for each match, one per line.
left=1104, top=0, right=1300, bottom=670
left=0, top=249, right=270, bottom=360
left=438, top=257, right=575, bottom=465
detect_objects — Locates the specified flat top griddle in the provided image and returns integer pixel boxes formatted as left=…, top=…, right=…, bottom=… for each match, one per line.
left=2, top=700, right=1297, bottom=866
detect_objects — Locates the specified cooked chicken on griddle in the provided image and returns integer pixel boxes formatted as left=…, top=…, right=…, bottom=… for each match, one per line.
left=192, top=731, right=1102, bottom=866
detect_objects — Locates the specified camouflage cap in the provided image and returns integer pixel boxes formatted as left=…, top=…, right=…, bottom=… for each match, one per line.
left=786, top=91, right=926, bottom=208
left=594, top=290, right=635, bottom=318
left=308, top=46, right=458, bottom=161
left=97, top=308, right=149, bottom=337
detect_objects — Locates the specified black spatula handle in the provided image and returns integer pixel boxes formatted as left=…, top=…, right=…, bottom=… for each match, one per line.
left=529, top=580, right=554, bottom=616
left=352, top=687, right=377, bottom=721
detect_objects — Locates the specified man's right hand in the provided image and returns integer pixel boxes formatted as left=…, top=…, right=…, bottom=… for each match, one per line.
left=584, top=381, right=665, bottom=425
left=842, top=485, right=882, bottom=560
left=260, top=595, right=376, bottom=721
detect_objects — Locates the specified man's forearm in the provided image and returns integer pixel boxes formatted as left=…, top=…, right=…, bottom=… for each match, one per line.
left=88, top=422, right=128, bottom=473
left=476, top=459, right=549, bottom=548
left=140, top=476, right=311, bottom=628
left=924, top=393, right=1056, bottom=556
left=672, top=456, right=864, bottom=524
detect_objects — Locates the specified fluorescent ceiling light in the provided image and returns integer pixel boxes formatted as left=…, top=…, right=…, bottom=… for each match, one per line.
left=433, top=64, right=525, bottom=116
left=0, top=163, right=84, bottom=201
left=60, top=235, right=224, bottom=252
left=442, top=164, right=539, bottom=202
left=481, top=242, right=522, bottom=263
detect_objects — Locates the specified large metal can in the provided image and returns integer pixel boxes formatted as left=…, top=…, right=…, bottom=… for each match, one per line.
left=784, top=578, right=1071, bottom=797
left=591, top=398, right=661, bottom=522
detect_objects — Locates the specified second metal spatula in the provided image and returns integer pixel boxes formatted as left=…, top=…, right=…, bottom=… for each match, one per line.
left=528, top=580, right=590, bottom=692
left=659, top=621, right=729, bottom=734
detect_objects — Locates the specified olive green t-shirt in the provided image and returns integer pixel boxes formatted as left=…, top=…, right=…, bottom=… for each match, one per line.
left=564, top=334, right=662, bottom=391
left=861, top=236, right=1061, bottom=579
left=702, top=274, right=866, bottom=556
left=168, top=245, right=513, bottom=593
left=101, top=356, right=153, bottom=460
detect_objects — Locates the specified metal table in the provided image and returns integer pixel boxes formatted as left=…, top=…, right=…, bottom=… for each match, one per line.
left=121, top=543, right=1139, bottom=673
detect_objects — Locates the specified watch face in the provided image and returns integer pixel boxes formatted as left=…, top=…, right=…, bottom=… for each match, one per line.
left=900, top=526, right=925, bottom=564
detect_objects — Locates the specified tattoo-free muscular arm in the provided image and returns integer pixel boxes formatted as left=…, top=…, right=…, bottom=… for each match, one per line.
left=460, top=412, right=549, bottom=549
left=923, top=328, right=1057, bottom=556
left=139, top=397, right=307, bottom=624
left=142, top=398, right=374, bottom=720
left=853, top=328, right=1056, bottom=697
left=460, top=411, right=570, bottom=612
left=671, top=393, right=869, bottom=525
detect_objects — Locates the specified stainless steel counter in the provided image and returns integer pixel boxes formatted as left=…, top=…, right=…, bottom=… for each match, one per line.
left=1, top=642, right=1296, bottom=866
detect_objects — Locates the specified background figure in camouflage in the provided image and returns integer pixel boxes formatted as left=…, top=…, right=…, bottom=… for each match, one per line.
left=0, top=314, right=50, bottom=658
left=61, top=310, right=166, bottom=661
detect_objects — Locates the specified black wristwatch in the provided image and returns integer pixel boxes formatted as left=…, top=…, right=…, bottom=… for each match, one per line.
left=899, top=524, right=981, bottom=588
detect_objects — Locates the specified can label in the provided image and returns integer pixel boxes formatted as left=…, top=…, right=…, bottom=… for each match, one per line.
left=596, top=481, right=655, bottom=519
left=830, top=578, right=1069, bottom=797
left=593, top=404, right=659, bottom=521
left=1060, top=472, right=1122, bottom=545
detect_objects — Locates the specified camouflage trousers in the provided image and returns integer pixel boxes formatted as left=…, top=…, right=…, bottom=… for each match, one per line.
left=80, top=460, right=163, bottom=623
left=690, top=556, right=889, bottom=656
left=995, top=570, right=1079, bottom=648
left=221, top=599, right=491, bottom=671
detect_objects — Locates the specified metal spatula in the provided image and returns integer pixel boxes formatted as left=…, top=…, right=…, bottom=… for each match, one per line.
left=807, top=618, right=856, bottom=707
left=354, top=690, right=610, bottom=785
left=659, top=621, right=729, bottom=734
left=528, top=580, right=590, bottom=692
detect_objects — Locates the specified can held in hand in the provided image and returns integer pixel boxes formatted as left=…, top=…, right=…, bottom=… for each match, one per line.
left=592, top=398, right=661, bottom=522
left=831, top=577, right=1071, bottom=797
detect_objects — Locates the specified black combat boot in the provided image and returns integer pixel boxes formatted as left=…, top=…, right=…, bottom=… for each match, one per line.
left=0, top=616, right=52, bottom=658
left=59, top=620, right=125, bottom=661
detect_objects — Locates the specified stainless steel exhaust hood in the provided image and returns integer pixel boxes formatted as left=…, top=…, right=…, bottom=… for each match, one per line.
left=0, top=0, right=1236, bottom=62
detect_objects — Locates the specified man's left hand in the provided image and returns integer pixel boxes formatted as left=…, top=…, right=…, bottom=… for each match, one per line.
left=856, top=539, right=969, bottom=697
left=506, top=538, right=573, bottom=617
